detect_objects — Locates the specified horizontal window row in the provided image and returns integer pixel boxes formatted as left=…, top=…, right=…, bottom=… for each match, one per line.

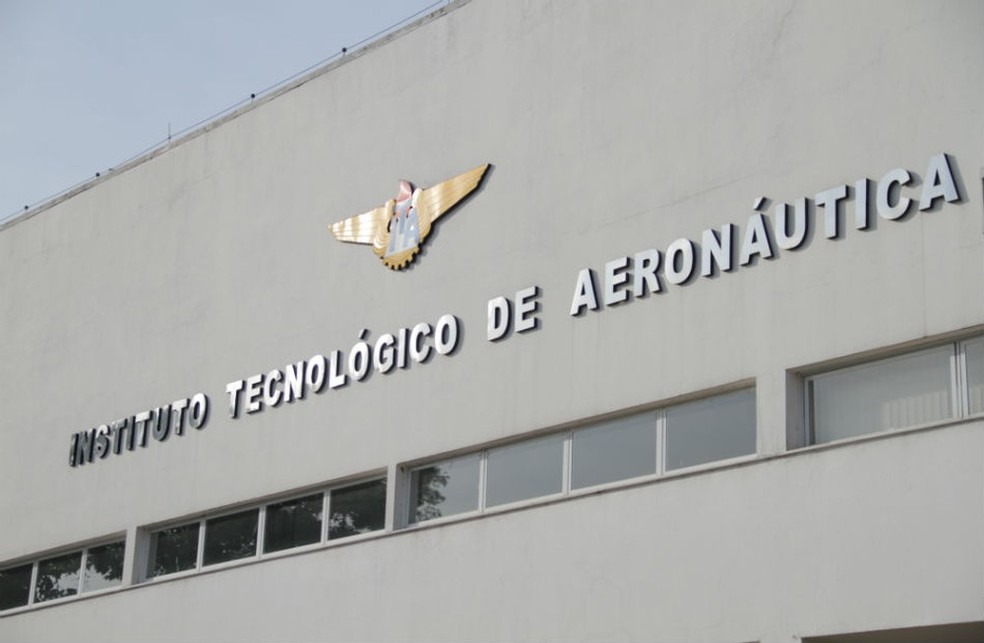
left=0, top=540, right=124, bottom=612
left=408, top=388, right=756, bottom=524
left=148, top=477, right=386, bottom=579
left=3, top=335, right=980, bottom=614
left=807, top=336, right=983, bottom=444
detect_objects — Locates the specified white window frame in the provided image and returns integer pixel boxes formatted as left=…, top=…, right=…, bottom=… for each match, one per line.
left=0, top=535, right=126, bottom=613
left=406, top=386, right=757, bottom=525
left=405, top=456, right=484, bottom=527
left=326, top=477, right=389, bottom=543
left=804, top=336, right=983, bottom=445
left=956, top=336, right=984, bottom=417
left=144, top=473, right=387, bottom=581
left=78, top=539, right=127, bottom=595
left=199, top=506, right=261, bottom=571
left=258, top=491, right=327, bottom=559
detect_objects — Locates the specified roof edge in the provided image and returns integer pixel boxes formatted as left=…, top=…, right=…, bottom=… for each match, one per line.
left=1, top=0, right=471, bottom=233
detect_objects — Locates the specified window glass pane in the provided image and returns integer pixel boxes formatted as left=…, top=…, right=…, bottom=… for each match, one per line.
left=572, top=414, right=656, bottom=489
left=811, top=346, right=953, bottom=443
left=329, top=479, right=386, bottom=540
left=409, top=454, right=480, bottom=523
left=264, top=494, right=323, bottom=554
left=82, top=542, right=124, bottom=593
left=203, top=509, right=258, bottom=566
left=148, top=522, right=199, bottom=577
left=486, top=433, right=564, bottom=508
left=0, top=564, right=33, bottom=611
left=34, top=552, right=81, bottom=603
left=666, top=389, right=756, bottom=471
left=966, top=338, right=984, bottom=415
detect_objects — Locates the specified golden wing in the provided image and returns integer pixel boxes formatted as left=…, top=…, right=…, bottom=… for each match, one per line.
left=413, top=163, right=490, bottom=240
left=329, top=202, right=393, bottom=254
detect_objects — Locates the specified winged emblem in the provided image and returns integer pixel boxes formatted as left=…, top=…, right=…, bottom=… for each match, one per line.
left=329, top=163, right=490, bottom=269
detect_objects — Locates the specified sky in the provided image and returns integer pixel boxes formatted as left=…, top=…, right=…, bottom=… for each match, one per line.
left=0, top=0, right=443, bottom=222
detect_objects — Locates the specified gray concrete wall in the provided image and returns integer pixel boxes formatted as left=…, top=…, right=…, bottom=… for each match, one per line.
left=3, top=422, right=981, bottom=643
left=1, top=0, right=981, bottom=641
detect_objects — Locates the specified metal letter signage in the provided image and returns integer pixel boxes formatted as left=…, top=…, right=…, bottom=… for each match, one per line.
left=64, top=152, right=970, bottom=467
left=329, top=164, right=490, bottom=269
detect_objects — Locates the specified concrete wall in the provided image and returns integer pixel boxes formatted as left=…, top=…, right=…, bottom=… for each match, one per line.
left=3, top=422, right=982, bottom=643
left=1, top=0, right=981, bottom=641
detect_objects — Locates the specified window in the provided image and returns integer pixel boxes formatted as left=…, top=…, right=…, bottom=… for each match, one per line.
left=0, top=564, right=32, bottom=612
left=203, top=509, right=258, bottom=567
left=486, top=434, right=564, bottom=507
left=0, top=539, right=125, bottom=612
left=572, top=414, right=657, bottom=490
left=665, top=388, right=756, bottom=471
left=146, top=476, right=386, bottom=580
left=264, top=494, right=323, bottom=554
left=409, top=454, right=481, bottom=522
left=82, top=541, right=125, bottom=593
left=34, top=552, right=81, bottom=603
left=408, top=387, right=756, bottom=524
left=966, top=337, right=983, bottom=415
left=328, top=479, right=386, bottom=540
left=148, top=523, right=199, bottom=578
left=807, top=337, right=982, bottom=444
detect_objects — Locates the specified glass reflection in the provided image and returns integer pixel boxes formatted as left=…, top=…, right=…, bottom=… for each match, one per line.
left=35, top=552, right=81, bottom=603
left=83, top=542, right=124, bottom=593
left=203, top=509, right=258, bottom=566
left=485, top=434, right=564, bottom=507
left=811, top=346, right=952, bottom=443
left=409, top=454, right=480, bottom=523
left=966, top=338, right=983, bottom=415
left=265, top=494, right=323, bottom=554
left=572, top=413, right=657, bottom=489
left=665, top=388, right=756, bottom=470
left=329, top=479, right=386, bottom=540
left=0, top=564, right=33, bottom=611
left=149, top=522, right=199, bottom=577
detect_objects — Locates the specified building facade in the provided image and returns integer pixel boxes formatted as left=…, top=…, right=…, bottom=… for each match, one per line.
left=1, top=1, right=982, bottom=641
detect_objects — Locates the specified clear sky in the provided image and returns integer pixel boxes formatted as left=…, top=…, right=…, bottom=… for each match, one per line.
left=0, top=0, right=442, bottom=222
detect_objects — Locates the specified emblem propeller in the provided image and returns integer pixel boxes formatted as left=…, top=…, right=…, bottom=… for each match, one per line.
left=329, top=163, right=490, bottom=269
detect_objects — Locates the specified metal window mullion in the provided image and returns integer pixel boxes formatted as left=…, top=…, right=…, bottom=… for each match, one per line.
left=384, top=464, right=399, bottom=532
left=477, top=452, right=488, bottom=512
left=562, top=431, right=573, bottom=495
left=655, top=410, right=666, bottom=476
left=955, top=342, right=969, bottom=417
left=27, top=560, right=38, bottom=606
left=195, top=519, right=206, bottom=571
left=321, top=491, right=330, bottom=543
left=78, top=548, right=88, bottom=594
left=256, top=506, right=267, bottom=558
left=805, top=378, right=817, bottom=445
left=404, top=468, right=416, bottom=526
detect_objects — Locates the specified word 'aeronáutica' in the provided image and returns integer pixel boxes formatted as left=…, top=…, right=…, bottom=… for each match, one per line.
left=569, top=153, right=961, bottom=315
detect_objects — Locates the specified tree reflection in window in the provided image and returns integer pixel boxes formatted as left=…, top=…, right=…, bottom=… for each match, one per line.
left=409, top=454, right=480, bottom=523
left=410, top=466, right=449, bottom=522
left=34, top=552, right=81, bottom=603
left=0, top=564, right=33, bottom=611
left=83, top=541, right=124, bottom=592
left=149, top=523, right=199, bottom=577
left=328, top=479, right=386, bottom=539
left=264, top=494, right=323, bottom=553
left=203, top=509, right=258, bottom=566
